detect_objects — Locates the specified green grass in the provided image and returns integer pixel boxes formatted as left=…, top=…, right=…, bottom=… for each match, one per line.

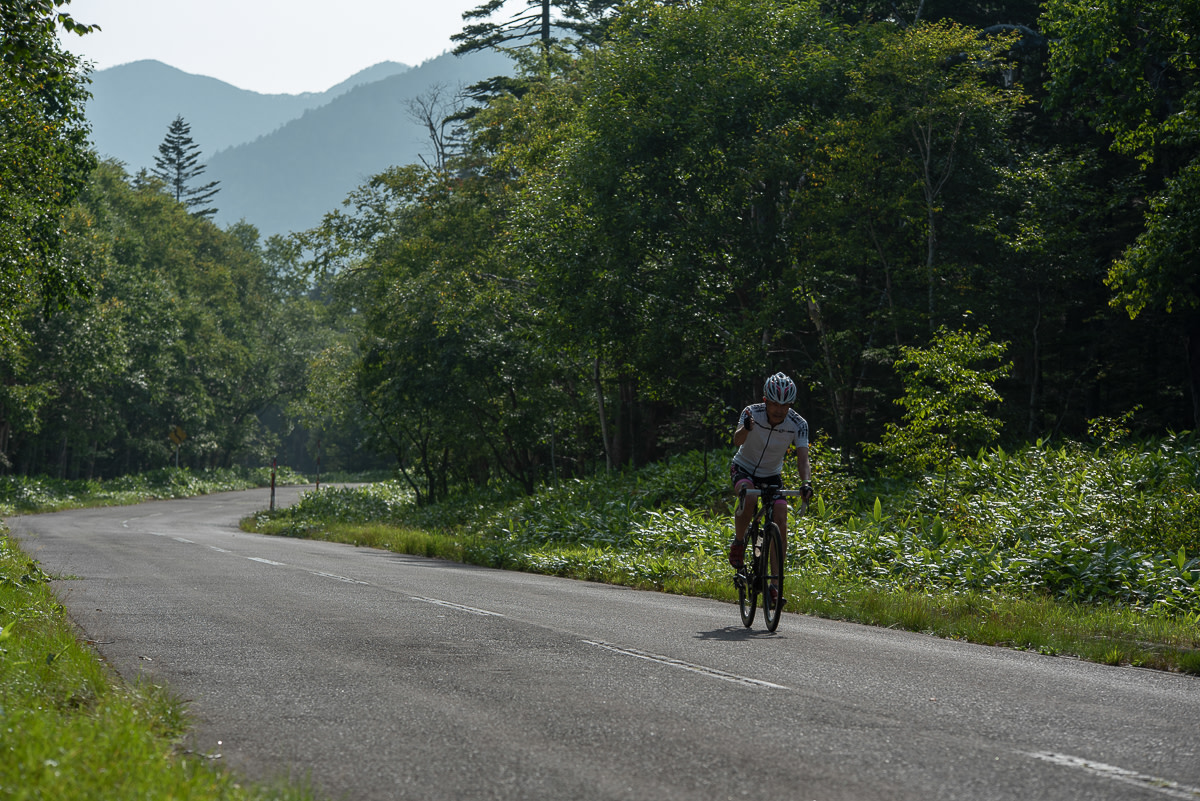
left=0, top=528, right=320, bottom=801
left=243, top=436, right=1200, bottom=675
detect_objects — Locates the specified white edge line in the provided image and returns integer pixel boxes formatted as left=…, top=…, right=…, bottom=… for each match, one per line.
left=584, top=640, right=789, bottom=690
left=246, top=557, right=286, bottom=566
left=1027, top=752, right=1200, bottom=799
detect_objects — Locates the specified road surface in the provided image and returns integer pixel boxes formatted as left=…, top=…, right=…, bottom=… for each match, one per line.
left=8, top=488, right=1200, bottom=800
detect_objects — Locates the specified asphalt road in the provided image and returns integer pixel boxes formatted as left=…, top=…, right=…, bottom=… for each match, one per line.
left=8, top=489, right=1200, bottom=801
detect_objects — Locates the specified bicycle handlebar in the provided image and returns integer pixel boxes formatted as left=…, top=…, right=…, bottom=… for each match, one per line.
left=738, top=488, right=804, bottom=499
left=737, top=486, right=808, bottom=516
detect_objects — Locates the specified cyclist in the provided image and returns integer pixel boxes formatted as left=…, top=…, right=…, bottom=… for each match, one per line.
left=728, top=372, right=813, bottom=571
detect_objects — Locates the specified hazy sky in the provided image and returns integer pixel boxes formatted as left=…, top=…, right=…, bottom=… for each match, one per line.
left=59, top=0, right=515, bottom=95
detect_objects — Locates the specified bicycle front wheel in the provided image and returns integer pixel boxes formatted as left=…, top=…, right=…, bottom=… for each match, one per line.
left=763, top=522, right=785, bottom=632
left=737, top=567, right=757, bottom=628
left=737, top=528, right=757, bottom=628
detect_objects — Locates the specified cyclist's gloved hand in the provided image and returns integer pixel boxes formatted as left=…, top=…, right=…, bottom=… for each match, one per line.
left=742, top=411, right=754, bottom=431
left=800, top=481, right=814, bottom=502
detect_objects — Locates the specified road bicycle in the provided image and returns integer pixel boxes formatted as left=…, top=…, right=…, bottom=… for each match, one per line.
left=734, top=485, right=803, bottom=632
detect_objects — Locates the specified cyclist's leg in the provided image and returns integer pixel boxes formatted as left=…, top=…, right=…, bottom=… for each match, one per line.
left=772, top=496, right=789, bottom=556
left=729, top=464, right=755, bottom=567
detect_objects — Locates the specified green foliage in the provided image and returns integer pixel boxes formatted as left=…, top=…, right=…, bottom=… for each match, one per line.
left=2, top=161, right=326, bottom=477
left=0, top=1, right=97, bottom=354
left=1042, top=0, right=1200, bottom=324
left=867, top=325, right=1011, bottom=474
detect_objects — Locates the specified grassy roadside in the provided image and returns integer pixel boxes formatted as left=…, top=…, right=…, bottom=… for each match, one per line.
left=243, top=512, right=1200, bottom=675
left=1, top=468, right=320, bottom=801
left=242, top=439, right=1200, bottom=676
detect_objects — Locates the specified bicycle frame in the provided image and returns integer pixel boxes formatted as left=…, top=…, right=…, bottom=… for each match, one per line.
left=735, top=485, right=803, bottom=631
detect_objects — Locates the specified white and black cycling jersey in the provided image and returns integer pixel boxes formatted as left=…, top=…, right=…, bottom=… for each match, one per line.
left=732, top=403, right=809, bottom=478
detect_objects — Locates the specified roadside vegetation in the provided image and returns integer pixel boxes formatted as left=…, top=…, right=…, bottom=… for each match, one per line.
left=245, top=432, right=1200, bottom=676
left=0, top=466, right=307, bottom=516
left=0, top=468, right=317, bottom=801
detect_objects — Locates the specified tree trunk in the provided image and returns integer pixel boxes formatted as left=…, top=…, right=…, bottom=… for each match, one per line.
left=57, top=434, right=69, bottom=479
left=1028, top=298, right=1043, bottom=436
left=593, top=357, right=613, bottom=472
left=1187, top=314, right=1200, bottom=428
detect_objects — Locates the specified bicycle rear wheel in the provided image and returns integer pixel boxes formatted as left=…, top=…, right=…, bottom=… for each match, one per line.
left=763, top=522, right=785, bottom=632
left=737, top=528, right=758, bottom=628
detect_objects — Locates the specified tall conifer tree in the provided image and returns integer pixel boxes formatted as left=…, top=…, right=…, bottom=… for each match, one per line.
left=151, top=115, right=219, bottom=218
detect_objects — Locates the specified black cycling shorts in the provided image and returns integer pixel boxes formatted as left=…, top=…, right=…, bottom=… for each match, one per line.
left=730, top=462, right=782, bottom=491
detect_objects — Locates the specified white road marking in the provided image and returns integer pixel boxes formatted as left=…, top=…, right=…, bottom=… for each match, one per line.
left=584, top=640, right=790, bottom=690
left=312, top=571, right=369, bottom=585
left=1028, top=752, right=1200, bottom=799
left=147, top=532, right=370, bottom=582
left=410, top=596, right=506, bottom=617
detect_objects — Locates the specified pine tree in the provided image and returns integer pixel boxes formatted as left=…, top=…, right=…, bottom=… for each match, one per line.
left=452, top=1, right=622, bottom=55
left=151, top=115, right=219, bottom=218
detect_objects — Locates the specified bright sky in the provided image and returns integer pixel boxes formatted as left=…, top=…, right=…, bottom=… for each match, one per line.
left=58, top=0, right=513, bottom=95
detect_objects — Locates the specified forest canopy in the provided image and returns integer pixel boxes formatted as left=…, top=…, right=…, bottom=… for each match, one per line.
left=2, top=0, right=1196, bottom=497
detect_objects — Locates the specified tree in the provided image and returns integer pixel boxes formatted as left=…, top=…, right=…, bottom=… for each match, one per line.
left=1, top=160, right=323, bottom=477
left=453, top=0, right=623, bottom=55
left=1042, top=0, right=1200, bottom=425
left=151, top=115, right=220, bottom=218
left=304, top=161, right=572, bottom=500
left=0, top=0, right=98, bottom=469
left=867, top=325, right=1011, bottom=477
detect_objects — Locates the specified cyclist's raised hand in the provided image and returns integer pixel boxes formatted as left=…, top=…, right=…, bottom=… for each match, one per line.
left=742, top=410, right=754, bottom=431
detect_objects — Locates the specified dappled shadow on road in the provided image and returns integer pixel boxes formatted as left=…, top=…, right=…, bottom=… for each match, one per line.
left=358, top=549, right=482, bottom=569
left=694, top=626, right=782, bottom=641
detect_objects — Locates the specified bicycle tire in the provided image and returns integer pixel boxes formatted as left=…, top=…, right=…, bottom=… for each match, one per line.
left=737, top=526, right=758, bottom=628
left=763, top=522, right=784, bottom=632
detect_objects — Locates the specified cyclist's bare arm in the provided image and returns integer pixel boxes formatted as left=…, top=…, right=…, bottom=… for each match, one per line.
left=797, top=445, right=811, bottom=484
left=733, top=411, right=753, bottom=447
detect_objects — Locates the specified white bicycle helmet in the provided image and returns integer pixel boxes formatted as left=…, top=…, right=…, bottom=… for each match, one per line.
left=763, top=371, right=797, bottom=404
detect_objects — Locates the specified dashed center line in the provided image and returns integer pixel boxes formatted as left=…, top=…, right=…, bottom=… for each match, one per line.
left=312, top=571, right=369, bottom=585
left=410, top=596, right=506, bottom=617
left=1028, top=752, right=1200, bottom=799
left=584, top=640, right=790, bottom=689
left=148, top=531, right=375, bottom=584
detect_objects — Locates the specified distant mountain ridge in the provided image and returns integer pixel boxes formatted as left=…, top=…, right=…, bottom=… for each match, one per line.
left=87, top=59, right=413, bottom=168
left=85, top=50, right=513, bottom=237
